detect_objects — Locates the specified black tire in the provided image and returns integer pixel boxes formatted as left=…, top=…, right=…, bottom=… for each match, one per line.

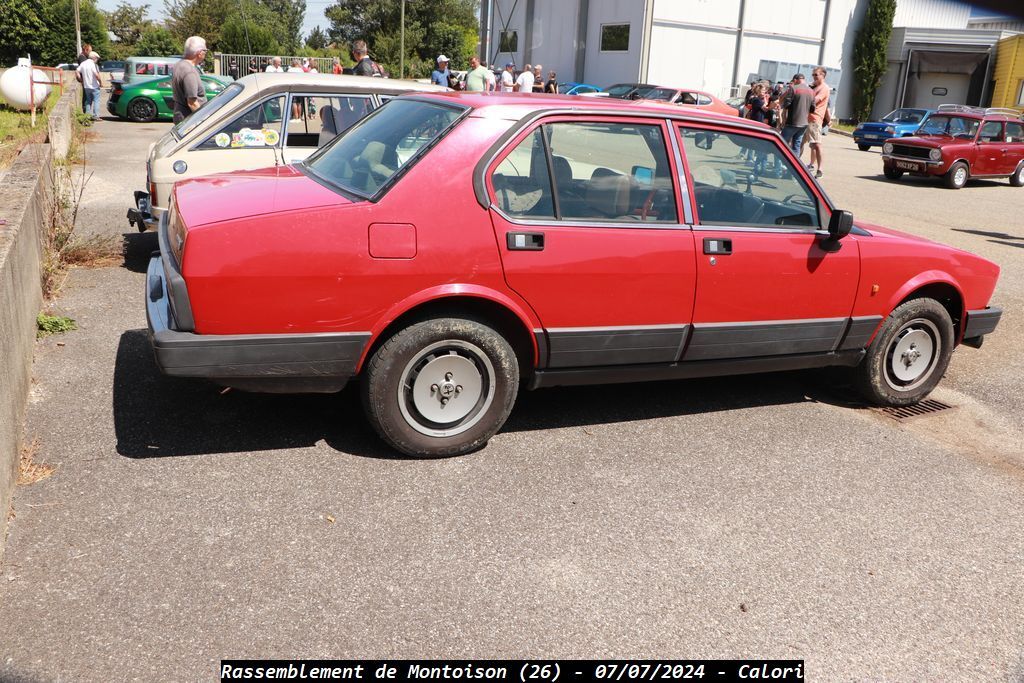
left=1010, top=163, right=1024, bottom=187
left=361, top=318, right=519, bottom=457
left=853, top=298, right=954, bottom=407
left=944, top=161, right=968, bottom=189
left=883, top=166, right=903, bottom=180
left=127, top=96, right=157, bottom=123
left=857, top=144, right=870, bottom=151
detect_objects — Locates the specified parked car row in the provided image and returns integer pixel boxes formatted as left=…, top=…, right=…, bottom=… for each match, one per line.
left=136, top=82, right=1002, bottom=457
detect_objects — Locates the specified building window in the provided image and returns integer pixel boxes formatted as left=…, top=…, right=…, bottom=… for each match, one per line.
left=600, top=24, right=630, bottom=52
left=499, top=30, right=518, bottom=53
left=1017, top=80, right=1024, bottom=107
left=931, top=87, right=947, bottom=96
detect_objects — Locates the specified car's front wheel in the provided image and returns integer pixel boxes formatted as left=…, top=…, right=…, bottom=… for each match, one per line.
left=362, top=318, right=519, bottom=457
left=944, top=161, right=969, bottom=189
left=1010, top=162, right=1024, bottom=187
left=127, top=96, right=158, bottom=123
left=857, top=144, right=870, bottom=151
left=853, top=298, right=954, bottom=407
left=883, top=166, right=903, bottom=180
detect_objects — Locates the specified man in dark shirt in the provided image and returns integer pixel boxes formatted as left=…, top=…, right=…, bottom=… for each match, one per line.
left=351, top=40, right=381, bottom=77
left=171, top=36, right=208, bottom=124
left=780, top=73, right=814, bottom=157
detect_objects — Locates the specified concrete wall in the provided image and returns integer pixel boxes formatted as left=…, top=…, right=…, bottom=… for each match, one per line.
left=0, top=144, right=52, bottom=560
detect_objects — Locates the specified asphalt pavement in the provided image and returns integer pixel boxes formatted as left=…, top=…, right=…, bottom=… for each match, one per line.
left=1, top=103, right=1023, bottom=682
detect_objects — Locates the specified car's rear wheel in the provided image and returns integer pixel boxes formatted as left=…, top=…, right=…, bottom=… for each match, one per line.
left=853, top=298, right=954, bottom=407
left=857, top=143, right=870, bottom=151
left=944, top=161, right=969, bottom=189
left=361, top=318, right=519, bottom=457
left=127, top=96, right=157, bottom=123
left=883, top=166, right=903, bottom=180
left=1010, top=162, right=1024, bottom=187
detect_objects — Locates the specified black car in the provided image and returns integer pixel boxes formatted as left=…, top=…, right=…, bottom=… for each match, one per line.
left=604, top=82, right=659, bottom=100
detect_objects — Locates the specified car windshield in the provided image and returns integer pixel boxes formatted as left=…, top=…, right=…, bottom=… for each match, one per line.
left=170, top=83, right=244, bottom=140
left=917, top=115, right=979, bottom=139
left=644, top=88, right=677, bottom=102
left=882, top=109, right=927, bottom=124
left=557, top=83, right=576, bottom=94
left=605, top=84, right=636, bottom=98
left=304, top=99, right=464, bottom=199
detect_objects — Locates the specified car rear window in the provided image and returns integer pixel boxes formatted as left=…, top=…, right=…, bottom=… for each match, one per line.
left=303, top=99, right=464, bottom=199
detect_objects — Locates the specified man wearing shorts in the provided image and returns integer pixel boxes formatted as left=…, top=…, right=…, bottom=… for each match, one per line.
left=806, top=67, right=830, bottom=178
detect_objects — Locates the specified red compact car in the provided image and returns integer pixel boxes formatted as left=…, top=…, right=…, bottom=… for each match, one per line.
left=880, top=105, right=1024, bottom=189
left=147, top=93, right=1002, bottom=457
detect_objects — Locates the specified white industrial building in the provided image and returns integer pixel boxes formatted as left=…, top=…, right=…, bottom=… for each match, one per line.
left=479, top=0, right=1022, bottom=119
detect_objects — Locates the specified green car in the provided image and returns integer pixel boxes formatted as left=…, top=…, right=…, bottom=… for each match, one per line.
left=108, top=74, right=233, bottom=122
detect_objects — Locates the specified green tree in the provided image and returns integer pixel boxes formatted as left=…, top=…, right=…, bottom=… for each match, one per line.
left=305, top=25, right=329, bottom=51
left=325, top=0, right=478, bottom=75
left=135, top=26, right=180, bottom=56
left=261, top=0, right=304, bottom=53
left=106, top=2, right=151, bottom=45
left=851, top=0, right=897, bottom=123
left=37, top=0, right=110, bottom=65
left=164, top=0, right=233, bottom=49
left=219, top=14, right=281, bottom=55
left=0, top=0, right=45, bottom=64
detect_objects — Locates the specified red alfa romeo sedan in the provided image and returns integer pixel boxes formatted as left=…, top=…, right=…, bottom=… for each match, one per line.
left=146, top=93, right=1002, bottom=457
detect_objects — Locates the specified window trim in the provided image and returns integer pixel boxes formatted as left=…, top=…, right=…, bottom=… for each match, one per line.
left=600, top=23, right=631, bottom=53
left=487, top=115, right=686, bottom=229
left=675, top=122, right=828, bottom=232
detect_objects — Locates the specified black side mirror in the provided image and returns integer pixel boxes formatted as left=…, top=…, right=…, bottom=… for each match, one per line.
left=821, top=209, right=853, bottom=252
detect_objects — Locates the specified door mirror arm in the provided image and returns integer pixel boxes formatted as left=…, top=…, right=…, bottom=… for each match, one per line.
left=820, top=209, right=853, bottom=253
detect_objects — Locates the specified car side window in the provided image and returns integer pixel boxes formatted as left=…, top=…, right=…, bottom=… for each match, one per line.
left=1006, top=122, right=1024, bottom=143
left=284, top=95, right=374, bottom=149
left=491, top=129, right=555, bottom=219
left=198, top=95, right=286, bottom=150
left=544, top=122, right=678, bottom=223
left=679, top=126, right=819, bottom=228
left=979, top=121, right=1003, bottom=143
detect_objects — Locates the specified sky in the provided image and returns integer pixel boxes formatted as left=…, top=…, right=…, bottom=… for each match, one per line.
left=95, top=0, right=333, bottom=41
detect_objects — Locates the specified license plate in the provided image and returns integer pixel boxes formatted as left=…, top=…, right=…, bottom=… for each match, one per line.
left=137, top=195, right=150, bottom=214
left=865, top=134, right=881, bottom=139
left=895, top=160, right=921, bottom=172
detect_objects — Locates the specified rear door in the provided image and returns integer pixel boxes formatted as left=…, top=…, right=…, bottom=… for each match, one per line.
left=1005, top=122, right=1024, bottom=174
left=488, top=116, right=697, bottom=368
left=189, top=94, right=285, bottom=172
left=974, top=121, right=1007, bottom=175
left=674, top=123, right=861, bottom=361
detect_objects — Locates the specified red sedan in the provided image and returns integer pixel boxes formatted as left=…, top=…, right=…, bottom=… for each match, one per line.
left=638, top=87, right=740, bottom=116
left=147, top=92, right=1002, bottom=457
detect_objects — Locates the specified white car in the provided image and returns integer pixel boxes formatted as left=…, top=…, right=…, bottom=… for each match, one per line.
left=128, top=72, right=447, bottom=231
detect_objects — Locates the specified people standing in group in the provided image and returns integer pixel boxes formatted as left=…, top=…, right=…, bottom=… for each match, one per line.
left=431, top=55, right=451, bottom=87
left=779, top=73, right=814, bottom=158
left=500, top=62, right=515, bottom=92
left=351, top=40, right=384, bottom=77
left=465, top=55, right=491, bottom=92
left=287, top=58, right=303, bottom=73
left=265, top=56, right=284, bottom=73
left=302, top=58, right=318, bottom=74
left=545, top=71, right=558, bottom=93
left=514, top=63, right=534, bottom=92
left=170, top=36, right=208, bottom=124
left=76, top=51, right=101, bottom=119
left=76, top=43, right=93, bottom=110
left=248, top=58, right=260, bottom=75
left=805, top=66, right=830, bottom=178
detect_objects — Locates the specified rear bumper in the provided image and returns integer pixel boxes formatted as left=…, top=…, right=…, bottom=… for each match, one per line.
left=146, top=244, right=370, bottom=394
left=127, top=190, right=161, bottom=232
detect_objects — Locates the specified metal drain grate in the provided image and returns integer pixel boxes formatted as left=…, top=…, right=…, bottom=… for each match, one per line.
left=879, top=399, right=956, bottom=421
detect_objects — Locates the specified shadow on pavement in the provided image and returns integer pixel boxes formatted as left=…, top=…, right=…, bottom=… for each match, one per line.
left=855, top=175, right=1006, bottom=189
left=952, top=228, right=1024, bottom=250
left=115, top=329, right=862, bottom=460
left=122, top=231, right=158, bottom=273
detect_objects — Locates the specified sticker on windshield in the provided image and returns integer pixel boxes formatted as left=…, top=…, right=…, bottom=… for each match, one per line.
left=262, top=129, right=280, bottom=146
left=232, top=128, right=266, bottom=147
left=214, top=132, right=230, bottom=148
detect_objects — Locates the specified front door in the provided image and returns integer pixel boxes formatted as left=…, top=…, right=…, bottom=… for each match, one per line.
left=974, top=121, right=1007, bottom=176
left=675, top=124, right=860, bottom=361
left=488, top=117, right=697, bottom=368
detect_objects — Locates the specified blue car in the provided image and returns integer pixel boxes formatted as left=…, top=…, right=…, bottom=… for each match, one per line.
left=557, top=82, right=602, bottom=96
left=853, top=108, right=934, bottom=150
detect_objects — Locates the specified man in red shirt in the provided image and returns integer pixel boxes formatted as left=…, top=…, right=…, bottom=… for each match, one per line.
left=806, top=67, right=830, bottom=178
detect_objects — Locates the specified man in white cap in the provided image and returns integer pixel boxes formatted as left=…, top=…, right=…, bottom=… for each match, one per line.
left=431, top=55, right=450, bottom=87
left=171, top=36, right=208, bottom=123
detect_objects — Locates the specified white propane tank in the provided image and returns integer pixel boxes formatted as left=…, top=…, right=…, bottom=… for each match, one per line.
left=0, top=59, right=54, bottom=111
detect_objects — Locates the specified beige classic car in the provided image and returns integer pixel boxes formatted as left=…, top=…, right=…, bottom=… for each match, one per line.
left=129, top=72, right=446, bottom=231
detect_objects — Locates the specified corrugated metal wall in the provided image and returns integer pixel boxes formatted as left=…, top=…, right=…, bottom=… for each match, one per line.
left=991, top=35, right=1024, bottom=110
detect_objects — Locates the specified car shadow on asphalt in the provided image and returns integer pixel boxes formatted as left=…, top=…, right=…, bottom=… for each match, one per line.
left=855, top=175, right=1007, bottom=189
left=114, top=329, right=865, bottom=460
left=122, top=232, right=158, bottom=273
left=952, top=228, right=1024, bottom=250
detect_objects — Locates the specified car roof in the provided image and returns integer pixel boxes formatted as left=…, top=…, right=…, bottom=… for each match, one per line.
left=409, top=91, right=757, bottom=126
left=126, top=56, right=181, bottom=63
left=233, top=72, right=448, bottom=96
